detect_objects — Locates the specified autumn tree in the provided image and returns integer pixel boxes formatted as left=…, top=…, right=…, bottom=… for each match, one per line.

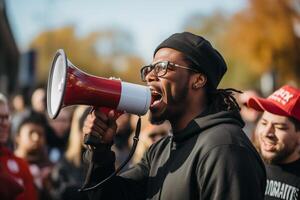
left=30, top=27, right=144, bottom=84
left=183, top=0, right=300, bottom=89
left=223, top=0, right=300, bottom=87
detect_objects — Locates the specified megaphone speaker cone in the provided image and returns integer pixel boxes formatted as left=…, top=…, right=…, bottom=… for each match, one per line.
left=47, top=49, right=67, bottom=119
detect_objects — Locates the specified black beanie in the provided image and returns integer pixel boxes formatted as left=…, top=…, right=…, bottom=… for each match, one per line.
left=154, top=32, right=227, bottom=89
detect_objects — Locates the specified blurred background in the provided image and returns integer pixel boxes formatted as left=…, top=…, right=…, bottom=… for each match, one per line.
left=1, top=0, right=299, bottom=98
left=1, top=1, right=300, bottom=199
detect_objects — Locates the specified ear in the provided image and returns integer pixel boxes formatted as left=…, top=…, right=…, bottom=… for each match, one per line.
left=191, top=74, right=207, bottom=89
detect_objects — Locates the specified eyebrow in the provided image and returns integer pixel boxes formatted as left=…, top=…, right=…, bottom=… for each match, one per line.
left=261, top=118, right=288, bottom=127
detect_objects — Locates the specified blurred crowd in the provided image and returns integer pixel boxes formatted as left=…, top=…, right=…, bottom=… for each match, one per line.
left=0, top=83, right=299, bottom=200
left=0, top=87, right=171, bottom=200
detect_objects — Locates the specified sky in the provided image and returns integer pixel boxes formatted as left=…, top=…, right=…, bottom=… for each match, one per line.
left=5, top=0, right=247, bottom=62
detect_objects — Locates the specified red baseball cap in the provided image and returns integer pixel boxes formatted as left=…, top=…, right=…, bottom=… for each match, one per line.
left=247, top=85, right=300, bottom=121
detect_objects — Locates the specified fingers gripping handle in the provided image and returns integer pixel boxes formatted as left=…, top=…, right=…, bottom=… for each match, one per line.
left=83, top=107, right=123, bottom=147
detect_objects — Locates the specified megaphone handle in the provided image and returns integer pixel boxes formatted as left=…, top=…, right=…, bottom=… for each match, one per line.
left=79, top=116, right=141, bottom=192
left=80, top=106, right=127, bottom=192
left=83, top=107, right=123, bottom=147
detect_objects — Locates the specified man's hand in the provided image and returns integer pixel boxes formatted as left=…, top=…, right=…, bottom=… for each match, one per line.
left=83, top=109, right=117, bottom=145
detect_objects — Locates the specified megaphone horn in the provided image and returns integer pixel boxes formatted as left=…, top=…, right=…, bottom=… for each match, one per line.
left=47, top=49, right=151, bottom=119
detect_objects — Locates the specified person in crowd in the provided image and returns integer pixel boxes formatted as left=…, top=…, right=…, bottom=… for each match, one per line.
left=247, top=85, right=300, bottom=200
left=49, top=106, right=89, bottom=200
left=29, top=87, right=59, bottom=163
left=112, top=113, right=133, bottom=169
left=237, top=89, right=261, bottom=138
left=130, top=120, right=170, bottom=165
left=14, top=114, right=53, bottom=200
left=10, top=93, right=30, bottom=136
left=47, top=107, right=73, bottom=163
left=0, top=166, right=24, bottom=200
left=82, top=32, right=266, bottom=199
left=146, top=121, right=170, bottom=144
left=0, top=93, right=38, bottom=200
left=31, top=87, right=47, bottom=114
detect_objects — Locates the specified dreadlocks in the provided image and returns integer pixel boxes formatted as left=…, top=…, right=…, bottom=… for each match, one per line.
left=206, top=87, right=242, bottom=113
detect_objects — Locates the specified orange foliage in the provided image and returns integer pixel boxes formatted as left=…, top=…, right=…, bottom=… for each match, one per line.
left=30, top=27, right=144, bottom=84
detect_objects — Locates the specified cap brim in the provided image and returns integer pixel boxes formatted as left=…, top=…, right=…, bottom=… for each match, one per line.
left=247, top=96, right=289, bottom=117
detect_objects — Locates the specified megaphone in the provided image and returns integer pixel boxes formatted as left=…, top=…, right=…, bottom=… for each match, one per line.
left=47, top=49, right=151, bottom=119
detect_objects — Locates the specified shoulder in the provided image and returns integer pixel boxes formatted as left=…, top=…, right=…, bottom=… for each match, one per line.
left=6, top=154, right=31, bottom=170
left=196, top=121, right=254, bottom=154
left=193, top=122, right=264, bottom=169
left=198, top=144, right=266, bottom=183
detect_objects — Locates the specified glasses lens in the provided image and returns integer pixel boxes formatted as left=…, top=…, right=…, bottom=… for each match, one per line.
left=155, top=62, right=168, bottom=77
left=141, top=65, right=152, bottom=81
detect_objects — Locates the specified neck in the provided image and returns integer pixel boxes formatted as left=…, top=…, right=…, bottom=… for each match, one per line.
left=15, top=149, right=46, bottom=163
left=170, top=106, right=206, bottom=133
left=280, top=150, right=300, bottom=164
left=14, top=149, right=26, bottom=158
left=169, top=89, right=208, bottom=133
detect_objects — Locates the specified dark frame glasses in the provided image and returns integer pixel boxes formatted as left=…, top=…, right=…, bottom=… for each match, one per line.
left=140, top=61, right=199, bottom=82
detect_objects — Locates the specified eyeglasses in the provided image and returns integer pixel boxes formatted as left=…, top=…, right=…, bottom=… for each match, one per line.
left=140, top=61, right=199, bottom=82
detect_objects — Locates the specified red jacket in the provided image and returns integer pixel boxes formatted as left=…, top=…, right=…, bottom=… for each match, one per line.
left=0, top=146, right=38, bottom=200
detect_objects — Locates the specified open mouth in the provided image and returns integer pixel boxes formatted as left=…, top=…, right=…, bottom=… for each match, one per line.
left=262, top=140, right=277, bottom=151
left=150, top=90, right=163, bottom=111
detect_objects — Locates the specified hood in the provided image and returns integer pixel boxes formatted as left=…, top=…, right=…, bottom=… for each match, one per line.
left=173, top=110, right=245, bottom=143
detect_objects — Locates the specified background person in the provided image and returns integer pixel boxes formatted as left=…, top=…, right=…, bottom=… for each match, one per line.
left=130, top=120, right=170, bottom=165
left=14, top=114, right=53, bottom=200
left=47, top=107, right=73, bottom=163
left=50, top=106, right=89, bottom=200
left=0, top=93, right=38, bottom=200
left=247, top=85, right=300, bottom=200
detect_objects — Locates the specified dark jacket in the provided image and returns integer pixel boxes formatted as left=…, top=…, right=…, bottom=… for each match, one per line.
left=50, top=156, right=88, bottom=200
left=86, top=110, right=266, bottom=200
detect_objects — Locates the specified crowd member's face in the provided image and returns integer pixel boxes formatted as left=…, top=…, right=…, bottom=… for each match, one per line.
left=145, top=48, right=192, bottom=124
left=31, top=88, right=46, bottom=113
left=255, top=111, right=300, bottom=164
left=16, top=123, right=46, bottom=153
left=0, top=103, right=10, bottom=144
left=49, top=109, right=71, bottom=137
left=12, top=95, right=26, bottom=112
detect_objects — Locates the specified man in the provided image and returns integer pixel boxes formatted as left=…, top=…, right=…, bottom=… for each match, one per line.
left=0, top=93, right=38, bottom=200
left=83, top=32, right=266, bottom=199
left=247, top=85, right=300, bottom=200
left=14, top=114, right=53, bottom=200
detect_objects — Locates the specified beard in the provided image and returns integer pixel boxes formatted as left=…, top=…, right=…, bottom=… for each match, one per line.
left=149, top=106, right=167, bottom=125
left=149, top=82, right=189, bottom=125
left=259, top=143, right=298, bottom=165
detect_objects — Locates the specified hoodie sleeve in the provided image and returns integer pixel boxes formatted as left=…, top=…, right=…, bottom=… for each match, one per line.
left=85, top=146, right=150, bottom=200
left=198, top=144, right=266, bottom=200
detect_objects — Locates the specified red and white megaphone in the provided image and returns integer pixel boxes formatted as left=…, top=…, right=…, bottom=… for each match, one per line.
left=47, top=49, right=151, bottom=119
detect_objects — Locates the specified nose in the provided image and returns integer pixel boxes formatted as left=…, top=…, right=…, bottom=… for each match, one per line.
left=31, top=132, right=40, bottom=142
left=145, top=70, right=158, bottom=83
left=263, top=124, right=276, bottom=138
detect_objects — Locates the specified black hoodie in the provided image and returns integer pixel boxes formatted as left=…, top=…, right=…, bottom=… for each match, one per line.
left=86, top=110, right=266, bottom=200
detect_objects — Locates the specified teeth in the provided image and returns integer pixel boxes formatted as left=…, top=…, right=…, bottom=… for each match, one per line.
left=151, top=91, right=161, bottom=95
left=150, top=90, right=162, bottom=106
